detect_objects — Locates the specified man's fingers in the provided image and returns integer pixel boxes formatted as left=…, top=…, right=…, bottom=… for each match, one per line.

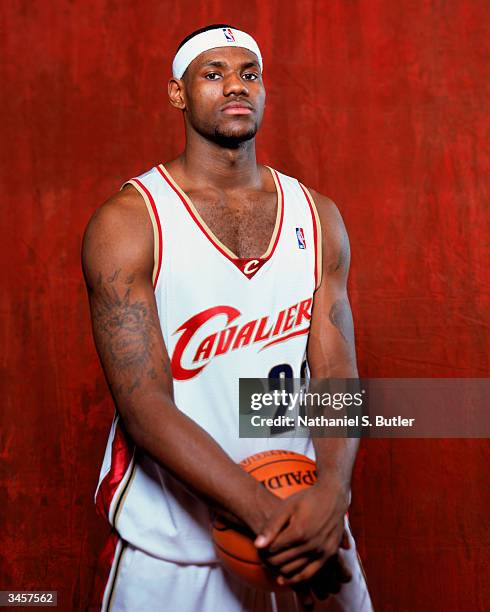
left=268, top=520, right=343, bottom=558
left=281, top=558, right=325, bottom=585
left=254, top=509, right=292, bottom=549
left=263, top=516, right=316, bottom=554
left=275, top=556, right=311, bottom=582
left=261, top=542, right=311, bottom=567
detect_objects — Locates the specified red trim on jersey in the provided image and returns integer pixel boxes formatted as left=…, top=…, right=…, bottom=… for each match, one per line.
left=156, top=165, right=284, bottom=279
left=95, top=419, right=133, bottom=520
left=299, top=183, right=319, bottom=290
left=157, top=165, right=231, bottom=260
left=261, top=326, right=310, bottom=350
left=133, top=177, right=163, bottom=289
left=89, top=530, right=120, bottom=611
left=270, top=168, right=285, bottom=259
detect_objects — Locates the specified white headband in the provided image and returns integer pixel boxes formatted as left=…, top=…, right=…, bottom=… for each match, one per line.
left=172, top=27, right=263, bottom=79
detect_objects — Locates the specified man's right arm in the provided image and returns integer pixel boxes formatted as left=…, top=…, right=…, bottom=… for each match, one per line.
left=82, top=186, right=278, bottom=533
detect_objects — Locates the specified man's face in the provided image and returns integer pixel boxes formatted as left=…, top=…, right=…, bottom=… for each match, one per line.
left=177, top=47, right=266, bottom=147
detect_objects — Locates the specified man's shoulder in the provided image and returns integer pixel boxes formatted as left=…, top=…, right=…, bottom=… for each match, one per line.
left=307, top=188, right=341, bottom=222
left=82, top=183, right=153, bottom=284
left=85, top=183, right=149, bottom=236
left=303, top=187, right=349, bottom=274
left=89, top=156, right=191, bottom=233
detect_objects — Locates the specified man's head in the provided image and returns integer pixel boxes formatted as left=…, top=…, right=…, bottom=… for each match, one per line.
left=168, top=25, right=266, bottom=148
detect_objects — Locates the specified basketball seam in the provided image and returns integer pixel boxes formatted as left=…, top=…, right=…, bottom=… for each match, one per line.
left=245, top=458, right=316, bottom=476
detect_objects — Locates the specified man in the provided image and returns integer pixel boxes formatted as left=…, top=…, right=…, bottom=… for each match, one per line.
left=83, top=24, right=372, bottom=611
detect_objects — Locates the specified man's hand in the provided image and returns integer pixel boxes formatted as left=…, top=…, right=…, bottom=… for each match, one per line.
left=211, top=490, right=282, bottom=535
left=292, top=552, right=353, bottom=609
left=254, top=478, right=351, bottom=586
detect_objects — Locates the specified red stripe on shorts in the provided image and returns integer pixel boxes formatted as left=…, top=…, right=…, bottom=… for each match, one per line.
left=95, top=419, right=133, bottom=520
left=89, top=529, right=120, bottom=611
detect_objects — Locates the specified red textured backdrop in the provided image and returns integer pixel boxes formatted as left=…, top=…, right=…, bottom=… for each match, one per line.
left=1, top=1, right=489, bottom=610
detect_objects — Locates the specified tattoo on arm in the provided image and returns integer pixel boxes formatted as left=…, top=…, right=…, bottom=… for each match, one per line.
left=329, top=298, right=354, bottom=344
left=91, top=269, right=164, bottom=396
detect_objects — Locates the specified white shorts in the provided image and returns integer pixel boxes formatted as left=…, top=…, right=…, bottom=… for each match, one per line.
left=91, top=523, right=372, bottom=612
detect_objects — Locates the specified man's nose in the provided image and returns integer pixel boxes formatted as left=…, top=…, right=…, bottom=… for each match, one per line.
left=223, top=72, right=249, bottom=96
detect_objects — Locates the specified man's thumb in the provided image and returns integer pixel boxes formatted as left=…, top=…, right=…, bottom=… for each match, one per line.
left=254, top=510, right=289, bottom=548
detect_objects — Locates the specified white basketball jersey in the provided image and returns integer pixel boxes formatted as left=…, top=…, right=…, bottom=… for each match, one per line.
left=95, top=164, right=323, bottom=564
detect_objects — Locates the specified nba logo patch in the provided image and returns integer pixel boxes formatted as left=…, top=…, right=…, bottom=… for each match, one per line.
left=296, top=227, right=306, bottom=249
left=223, top=28, right=235, bottom=43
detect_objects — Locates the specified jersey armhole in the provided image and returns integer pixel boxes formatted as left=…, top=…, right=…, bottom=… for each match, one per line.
left=298, top=182, right=323, bottom=291
left=120, top=179, right=163, bottom=289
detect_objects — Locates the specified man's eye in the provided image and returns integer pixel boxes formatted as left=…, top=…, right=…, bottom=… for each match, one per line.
left=205, top=72, right=221, bottom=80
left=243, top=73, right=259, bottom=81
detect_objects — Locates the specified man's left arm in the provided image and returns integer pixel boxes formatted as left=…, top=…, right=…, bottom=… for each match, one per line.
left=308, top=188, right=359, bottom=529
left=255, top=190, right=360, bottom=588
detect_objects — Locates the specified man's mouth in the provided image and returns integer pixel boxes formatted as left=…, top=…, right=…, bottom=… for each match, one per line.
left=222, top=102, right=253, bottom=115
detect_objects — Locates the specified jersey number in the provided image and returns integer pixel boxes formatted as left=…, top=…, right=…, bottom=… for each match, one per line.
left=267, top=362, right=307, bottom=434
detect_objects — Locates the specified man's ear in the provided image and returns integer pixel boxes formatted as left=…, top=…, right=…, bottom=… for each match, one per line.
left=168, top=78, right=186, bottom=110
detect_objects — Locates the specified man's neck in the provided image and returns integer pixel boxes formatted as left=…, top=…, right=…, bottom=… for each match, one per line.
left=177, top=130, right=262, bottom=190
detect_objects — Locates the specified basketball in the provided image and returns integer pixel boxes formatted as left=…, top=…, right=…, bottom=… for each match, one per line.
left=211, top=450, right=317, bottom=591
